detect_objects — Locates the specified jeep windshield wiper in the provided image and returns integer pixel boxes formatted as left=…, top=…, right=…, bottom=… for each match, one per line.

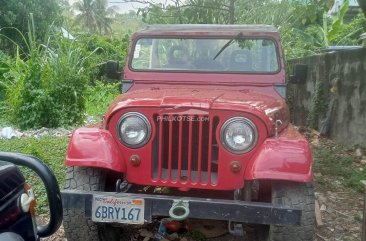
left=213, top=32, right=243, bottom=60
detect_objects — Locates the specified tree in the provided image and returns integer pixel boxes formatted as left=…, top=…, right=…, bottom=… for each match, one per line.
left=133, top=0, right=237, bottom=24
left=73, top=0, right=114, bottom=34
left=95, top=0, right=114, bottom=34
left=135, top=0, right=327, bottom=26
left=0, top=0, right=62, bottom=54
left=74, top=0, right=98, bottom=33
left=134, top=1, right=337, bottom=55
left=181, top=0, right=237, bottom=24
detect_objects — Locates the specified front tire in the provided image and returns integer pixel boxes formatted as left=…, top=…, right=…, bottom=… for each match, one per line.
left=267, top=182, right=315, bottom=241
left=63, top=166, right=120, bottom=241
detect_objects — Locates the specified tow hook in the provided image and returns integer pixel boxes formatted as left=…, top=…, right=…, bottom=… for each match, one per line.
left=115, top=179, right=132, bottom=193
left=169, top=200, right=190, bottom=221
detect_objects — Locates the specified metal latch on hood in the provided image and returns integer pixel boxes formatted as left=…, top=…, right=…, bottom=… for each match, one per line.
left=275, top=120, right=283, bottom=139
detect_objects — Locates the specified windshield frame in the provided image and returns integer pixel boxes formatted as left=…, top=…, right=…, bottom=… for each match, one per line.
left=128, top=35, right=282, bottom=75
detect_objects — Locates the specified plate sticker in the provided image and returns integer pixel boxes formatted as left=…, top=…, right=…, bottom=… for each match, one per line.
left=134, top=44, right=141, bottom=58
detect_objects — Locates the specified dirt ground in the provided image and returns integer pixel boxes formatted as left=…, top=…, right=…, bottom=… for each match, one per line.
left=314, top=181, right=363, bottom=241
left=40, top=133, right=364, bottom=241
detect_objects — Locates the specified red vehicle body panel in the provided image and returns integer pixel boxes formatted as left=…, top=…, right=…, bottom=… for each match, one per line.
left=244, top=125, right=313, bottom=182
left=103, top=88, right=289, bottom=135
left=66, top=128, right=126, bottom=172
left=65, top=25, right=313, bottom=190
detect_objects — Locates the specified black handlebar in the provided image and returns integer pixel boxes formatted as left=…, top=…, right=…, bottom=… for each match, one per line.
left=0, top=152, right=63, bottom=238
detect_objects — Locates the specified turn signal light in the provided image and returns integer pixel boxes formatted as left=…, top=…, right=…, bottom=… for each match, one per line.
left=230, top=161, right=242, bottom=173
left=130, top=154, right=141, bottom=167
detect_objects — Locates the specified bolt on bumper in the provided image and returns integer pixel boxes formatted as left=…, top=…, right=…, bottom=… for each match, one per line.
left=61, top=190, right=301, bottom=225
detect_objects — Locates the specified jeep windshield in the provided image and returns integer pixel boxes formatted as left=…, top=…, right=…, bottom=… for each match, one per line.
left=130, top=37, right=279, bottom=73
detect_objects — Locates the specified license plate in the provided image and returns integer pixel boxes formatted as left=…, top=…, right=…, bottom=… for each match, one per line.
left=92, top=195, right=144, bottom=224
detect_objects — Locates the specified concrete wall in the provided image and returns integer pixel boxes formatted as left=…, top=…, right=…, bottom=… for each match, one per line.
left=288, top=48, right=366, bottom=146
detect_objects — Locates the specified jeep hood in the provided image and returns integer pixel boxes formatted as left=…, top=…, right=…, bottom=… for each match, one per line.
left=105, top=88, right=289, bottom=135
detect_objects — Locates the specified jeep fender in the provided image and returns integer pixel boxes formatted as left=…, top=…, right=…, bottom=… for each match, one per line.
left=65, top=128, right=126, bottom=172
left=244, top=129, right=313, bottom=183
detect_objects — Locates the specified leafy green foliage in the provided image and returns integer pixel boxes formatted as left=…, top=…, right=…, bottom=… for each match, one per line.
left=332, top=13, right=366, bottom=45
left=39, top=38, right=91, bottom=127
left=328, top=0, right=350, bottom=43
left=294, top=0, right=350, bottom=48
left=0, top=0, right=62, bottom=54
left=77, top=34, right=130, bottom=82
left=0, top=136, right=69, bottom=213
left=0, top=50, right=10, bottom=103
left=139, top=0, right=237, bottom=24
left=5, top=52, right=51, bottom=129
left=0, top=11, right=129, bottom=129
left=2, top=17, right=95, bottom=129
left=85, top=81, right=120, bottom=119
left=277, top=0, right=366, bottom=58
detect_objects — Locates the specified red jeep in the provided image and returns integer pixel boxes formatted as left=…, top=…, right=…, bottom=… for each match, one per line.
left=62, top=25, right=315, bottom=241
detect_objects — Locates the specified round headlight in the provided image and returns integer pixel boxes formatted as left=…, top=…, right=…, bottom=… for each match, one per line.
left=117, top=112, right=151, bottom=148
left=220, top=117, right=257, bottom=154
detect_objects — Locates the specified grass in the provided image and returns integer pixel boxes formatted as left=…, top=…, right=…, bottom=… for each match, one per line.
left=0, top=136, right=69, bottom=213
left=312, top=139, right=366, bottom=192
left=0, top=113, right=11, bottom=126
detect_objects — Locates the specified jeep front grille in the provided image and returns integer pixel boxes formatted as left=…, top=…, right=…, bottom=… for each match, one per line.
left=152, top=114, right=219, bottom=185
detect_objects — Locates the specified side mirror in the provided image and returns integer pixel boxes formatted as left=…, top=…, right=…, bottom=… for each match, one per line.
left=289, top=64, right=308, bottom=84
left=0, top=152, right=63, bottom=238
left=105, top=60, right=122, bottom=80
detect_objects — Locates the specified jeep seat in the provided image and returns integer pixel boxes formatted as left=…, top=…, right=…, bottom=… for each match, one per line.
left=229, top=49, right=252, bottom=71
left=165, top=46, right=192, bottom=69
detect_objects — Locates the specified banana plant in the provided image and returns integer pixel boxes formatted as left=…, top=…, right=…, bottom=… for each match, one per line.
left=293, top=0, right=350, bottom=48
left=327, top=0, right=350, bottom=44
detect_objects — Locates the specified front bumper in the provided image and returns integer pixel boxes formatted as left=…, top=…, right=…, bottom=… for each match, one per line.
left=62, top=190, right=301, bottom=225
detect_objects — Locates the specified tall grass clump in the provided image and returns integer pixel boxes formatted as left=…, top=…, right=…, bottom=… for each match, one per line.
left=40, top=37, right=96, bottom=127
left=0, top=50, right=10, bottom=102
left=1, top=14, right=97, bottom=129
